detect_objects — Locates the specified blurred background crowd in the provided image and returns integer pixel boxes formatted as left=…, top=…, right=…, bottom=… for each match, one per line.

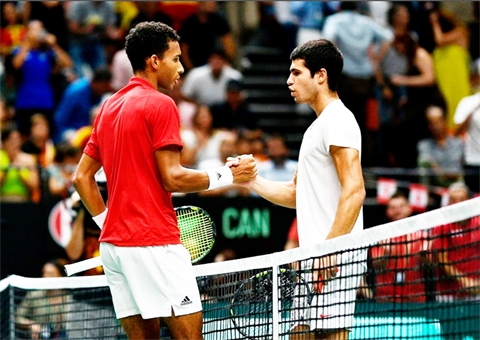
left=0, top=0, right=479, bottom=273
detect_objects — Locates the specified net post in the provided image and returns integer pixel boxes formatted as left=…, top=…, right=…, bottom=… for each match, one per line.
left=272, top=264, right=279, bottom=340
left=8, top=278, right=14, bottom=340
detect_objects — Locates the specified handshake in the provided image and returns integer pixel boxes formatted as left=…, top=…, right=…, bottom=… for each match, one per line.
left=226, top=154, right=258, bottom=184
left=204, top=154, right=257, bottom=191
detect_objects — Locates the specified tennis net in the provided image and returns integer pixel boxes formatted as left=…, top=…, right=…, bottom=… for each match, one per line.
left=1, top=197, right=479, bottom=339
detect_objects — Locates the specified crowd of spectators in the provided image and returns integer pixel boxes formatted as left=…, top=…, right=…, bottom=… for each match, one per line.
left=1, top=1, right=478, bottom=204
left=359, top=184, right=479, bottom=339
left=0, top=3, right=478, bottom=311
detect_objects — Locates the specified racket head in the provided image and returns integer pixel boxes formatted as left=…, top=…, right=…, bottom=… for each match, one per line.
left=229, top=268, right=311, bottom=339
left=230, top=270, right=274, bottom=339
left=175, top=205, right=216, bottom=264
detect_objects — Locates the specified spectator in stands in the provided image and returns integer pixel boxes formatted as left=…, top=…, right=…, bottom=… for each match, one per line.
left=68, top=95, right=106, bottom=152
left=66, top=1, right=120, bottom=78
left=417, top=104, right=464, bottom=188
left=430, top=8, right=472, bottom=131
left=246, top=2, right=285, bottom=50
left=181, top=49, right=243, bottom=107
left=110, top=46, right=133, bottom=92
left=15, top=258, right=72, bottom=340
left=0, top=97, right=14, bottom=130
left=258, top=134, right=298, bottom=182
left=453, top=62, right=480, bottom=194
left=467, top=2, right=479, bottom=63
left=180, top=104, right=225, bottom=168
left=23, top=1, right=70, bottom=52
left=0, top=2, right=27, bottom=104
left=129, top=2, right=172, bottom=29
left=0, top=123, right=40, bottom=203
left=384, top=51, right=444, bottom=169
left=242, top=129, right=269, bottom=164
left=271, top=2, right=299, bottom=54
left=45, top=142, right=81, bottom=200
left=369, top=190, right=430, bottom=302
left=373, top=3, right=434, bottom=166
left=197, top=131, right=249, bottom=197
left=322, top=1, right=393, bottom=166
left=399, top=1, right=440, bottom=54
left=11, top=19, right=72, bottom=138
left=366, top=1, right=391, bottom=28
left=0, top=2, right=27, bottom=57
left=235, top=131, right=253, bottom=157
left=179, top=1, right=236, bottom=71
left=65, top=182, right=107, bottom=276
left=209, top=79, right=256, bottom=131
left=53, top=68, right=112, bottom=143
left=21, top=113, right=56, bottom=169
left=290, top=2, right=336, bottom=45
left=163, top=76, right=196, bottom=130
left=430, top=182, right=480, bottom=340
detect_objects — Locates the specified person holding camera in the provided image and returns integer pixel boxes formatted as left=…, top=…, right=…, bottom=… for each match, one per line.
left=11, top=19, right=72, bottom=138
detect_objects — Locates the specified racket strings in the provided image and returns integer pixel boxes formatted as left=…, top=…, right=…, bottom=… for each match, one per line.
left=177, top=208, right=215, bottom=263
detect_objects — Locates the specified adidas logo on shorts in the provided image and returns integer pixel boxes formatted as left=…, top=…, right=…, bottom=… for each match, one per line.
left=180, top=296, right=193, bottom=306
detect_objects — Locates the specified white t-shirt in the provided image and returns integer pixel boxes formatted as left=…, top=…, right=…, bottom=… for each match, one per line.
left=181, top=65, right=243, bottom=107
left=296, top=100, right=364, bottom=246
left=180, top=129, right=224, bottom=168
left=454, top=92, right=480, bottom=166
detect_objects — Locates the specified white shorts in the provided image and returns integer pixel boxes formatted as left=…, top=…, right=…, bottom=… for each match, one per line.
left=290, top=249, right=367, bottom=331
left=100, top=242, right=202, bottom=319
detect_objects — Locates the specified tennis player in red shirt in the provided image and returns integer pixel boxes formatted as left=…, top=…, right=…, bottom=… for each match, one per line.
left=73, top=21, right=257, bottom=340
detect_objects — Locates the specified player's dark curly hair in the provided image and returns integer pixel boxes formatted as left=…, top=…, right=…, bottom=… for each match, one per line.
left=290, top=39, right=343, bottom=92
left=125, top=21, right=180, bottom=72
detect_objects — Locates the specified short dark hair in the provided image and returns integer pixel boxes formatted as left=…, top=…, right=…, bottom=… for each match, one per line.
left=1, top=123, right=18, bottom=143
left=290, top=39, right=343, bottom=92
left=125, top=21, right=180, bottom=72
left=340, top=2, right=358, bottom=11
left=390, top=189, right=408, bottom=201
left=92, top=68, right=112, bottom=83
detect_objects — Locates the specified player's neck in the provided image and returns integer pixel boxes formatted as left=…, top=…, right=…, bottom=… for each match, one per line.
left=312, top=92, right=339, bottom=117
left=134, top=70, right=159, bottom=91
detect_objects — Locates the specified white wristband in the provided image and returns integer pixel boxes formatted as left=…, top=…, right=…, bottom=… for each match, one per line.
left=205, top=166, right=233, bottom=191
left=92, top=208, right=108, bottom=230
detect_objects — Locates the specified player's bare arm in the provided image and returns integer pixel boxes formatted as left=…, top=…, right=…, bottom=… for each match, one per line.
left=155, top=146, right=257, bottom=193
left=327, top=145, right=365, bottom=240
left=73, top=153, right=107, bottom=217
left=240, top=169, right=297, bottom=209
left=311, top=147, right=365, bottom=289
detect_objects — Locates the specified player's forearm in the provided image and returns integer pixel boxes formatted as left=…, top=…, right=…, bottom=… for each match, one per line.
left=163, top=168, right=210, bottom=193
left=326, top=186, right=365, bottom=240
left=248, top=176, right=296, bottom=209
left=72, top=176, right=106, bottom=217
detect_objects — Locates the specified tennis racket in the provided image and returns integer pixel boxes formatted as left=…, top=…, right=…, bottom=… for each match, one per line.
left=64, top=205, right=216, bottom=276
left=229, top=268, right=314, bottom=339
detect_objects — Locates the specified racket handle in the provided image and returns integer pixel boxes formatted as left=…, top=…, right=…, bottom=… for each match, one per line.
left=64, top=256, right=103, bottom=276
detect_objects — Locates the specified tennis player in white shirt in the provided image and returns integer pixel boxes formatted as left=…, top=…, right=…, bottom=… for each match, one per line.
left=234, top=39, right=366, bottom=339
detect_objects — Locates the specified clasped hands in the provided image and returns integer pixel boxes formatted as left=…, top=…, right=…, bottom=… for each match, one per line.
left=225, top=154, right=257, bottom=184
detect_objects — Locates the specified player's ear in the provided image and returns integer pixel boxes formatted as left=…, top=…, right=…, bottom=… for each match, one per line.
left=149, top=55, right=159, bottom=69
left=316, top=68, right=327, bottom=84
